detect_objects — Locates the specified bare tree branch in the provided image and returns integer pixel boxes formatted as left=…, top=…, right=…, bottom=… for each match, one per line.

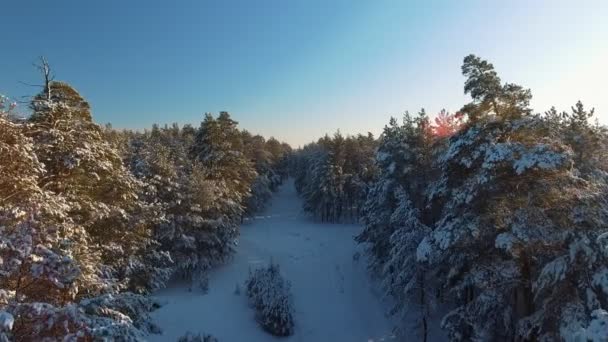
left=34, top=56, right=54, bottom=101
left=18, top=81, right=44, bottom=88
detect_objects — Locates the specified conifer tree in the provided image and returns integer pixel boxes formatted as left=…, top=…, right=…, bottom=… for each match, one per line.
left=351, top=56, right=608, bottom=340
left=293, top=131, right=377, bottom=223
left=27, top=81, right=162, bottom=294
left=191, top=112, right=257, bottom=208
left=461, top=54, right=532, bottom=121
left=0, top=95, right=103, bottom=340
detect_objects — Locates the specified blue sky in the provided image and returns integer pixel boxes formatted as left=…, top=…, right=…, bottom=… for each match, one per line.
left=1, top=0, right=606, bottom=146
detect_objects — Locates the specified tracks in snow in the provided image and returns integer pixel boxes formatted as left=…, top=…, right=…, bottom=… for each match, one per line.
left=150, top=179, right=394, bottom=342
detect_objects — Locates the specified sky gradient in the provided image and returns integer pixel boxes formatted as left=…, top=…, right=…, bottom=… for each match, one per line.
left=1, top=0, right=607, bottom=146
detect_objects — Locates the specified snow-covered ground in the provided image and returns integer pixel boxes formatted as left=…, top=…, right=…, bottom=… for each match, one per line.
left=150, top=179, right=395, bottom=342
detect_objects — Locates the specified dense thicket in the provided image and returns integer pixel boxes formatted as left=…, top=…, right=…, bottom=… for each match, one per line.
left=294, top=55, right=608, bottom=341
left=122, top=115, right=290, bottom=279
left=291, top=132, right=378, bottom=222
left=0, top=68, right=289, bottom=340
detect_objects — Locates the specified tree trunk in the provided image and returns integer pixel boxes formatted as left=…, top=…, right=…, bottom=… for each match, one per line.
left=419, top=272, right=428, bottom=342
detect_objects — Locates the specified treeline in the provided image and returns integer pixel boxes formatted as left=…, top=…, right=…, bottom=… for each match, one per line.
left=110, top=113, right=290, bottom=277
left=291, top=110, right=463, bottom=224
left=293, top=55, right=608, bottom=341
left=290, top=132, right=378, bottom=222
left=0, top=65, right=290, bottom=340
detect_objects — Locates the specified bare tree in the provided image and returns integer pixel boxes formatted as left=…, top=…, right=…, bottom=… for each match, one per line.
left=19, top=56, right=55, bottom=108
left=36, top=56, right=54, bottom=101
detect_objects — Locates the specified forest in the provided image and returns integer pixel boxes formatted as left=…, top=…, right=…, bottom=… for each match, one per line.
left=1, top=54, right=607, bottom=341
left=0, top=62, right=291, bottom=340
left=291, top=55, right=608, bottom=341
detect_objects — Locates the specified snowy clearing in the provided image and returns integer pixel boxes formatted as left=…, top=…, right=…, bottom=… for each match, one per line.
left=150, top=180, right=394, bottom=342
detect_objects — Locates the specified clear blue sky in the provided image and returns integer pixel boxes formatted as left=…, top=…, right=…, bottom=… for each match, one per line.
left=1, top=0, right=606, bottom=146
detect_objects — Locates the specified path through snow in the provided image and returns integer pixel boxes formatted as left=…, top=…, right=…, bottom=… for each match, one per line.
left=150, top=179, right=394, bottom=342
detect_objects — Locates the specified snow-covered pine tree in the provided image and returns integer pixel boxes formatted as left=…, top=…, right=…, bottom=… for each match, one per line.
left=122, top=118, right=290, bottom=284
left=292, top=131, right=377, bottom=223
left=358, top=111, right=432, bottom=266
left=300, top=143, right=335, bottom=221
left=242, top=132, right=276, bottom=216
left=343, top=133, right=378, bottom=220
left=27, top=81, right=166, bottom=295
left=418, top=56, right=608, bottom=341
left=432, top=110, right=465, bottom=139
left=265, top=137, right=292, bottom=183
left=355, top=55, right=608, bottom=341
left=357, top=110, right=437, bottom=340
left=190, top=112, right=257, bottom=210
left=0, top=96, right=90, bottom=339
left=245, top=262, right=295, bottom=336
left=1, top=94, right=161, bottom=341
left=128, top=125, right=221, bottom=277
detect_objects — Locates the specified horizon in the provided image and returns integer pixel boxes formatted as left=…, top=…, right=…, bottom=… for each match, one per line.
left=1, top=0, right=607, bottom=146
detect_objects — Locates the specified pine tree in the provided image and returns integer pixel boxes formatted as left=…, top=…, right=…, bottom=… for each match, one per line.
left=432, top=110, right=464, bottom=138
left=246, top=262, right=295, bottom=336
left=293, top=131, right=377, bottom=223
left=461, top=54, right=532, bottom=121
left=27, top=81, right=161, bottom=295
left=0, top=97, right=83, bottom=302
left=0, top=95, right=96, bottom=340
left=190, top=112, right=257, bottom=209
left=354, top=56, right=608, bottom=340
left=420, top=59, right=608, bottom=340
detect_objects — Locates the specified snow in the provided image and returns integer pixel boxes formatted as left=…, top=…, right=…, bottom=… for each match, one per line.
left=592, top=268, right=608, bottom=296
left=534, top=256, right=568, bottom=293
left=416, top=237, right=432, bottom=262
left=495, top=232, right=517, bottom=252
left=150, top=179, right=394, bottom=342
left=0, top=311, right=13, bottom=332
left=513, top=144, right=566, bottom=175
left=562, top=309, right=608, bottom=342
left=585, top=310, right=608, bottom=342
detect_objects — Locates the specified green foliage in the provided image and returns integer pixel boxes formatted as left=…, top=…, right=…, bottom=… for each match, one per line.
left=245, top=262, right=295, bottom=336
left=292, top=132, right=378, bottom=223
left=461, top=54, right=532, bottom=121
left=0, top=78, right=289, bottom=340
left=289, top=55, right=608, bottom=341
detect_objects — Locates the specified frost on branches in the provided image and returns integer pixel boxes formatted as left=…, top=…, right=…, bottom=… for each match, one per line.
left=353, top=55, right=608, bottom=341
left=125, top=114, right=290, bottom=283
left=1, top=87, right=163, bottom=340
left=242, top=133, right=290, bottom=216
left=27, top=82, right=169, bottom=295
left=1, top=63, right=288, bottom=339
left=245, top=262, right=295, bottom=336
left=356, top=109, right=437, bottom=340
left=291, top=132, right=378, bottom=223
left=424, top=116, right=608, bottom=341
